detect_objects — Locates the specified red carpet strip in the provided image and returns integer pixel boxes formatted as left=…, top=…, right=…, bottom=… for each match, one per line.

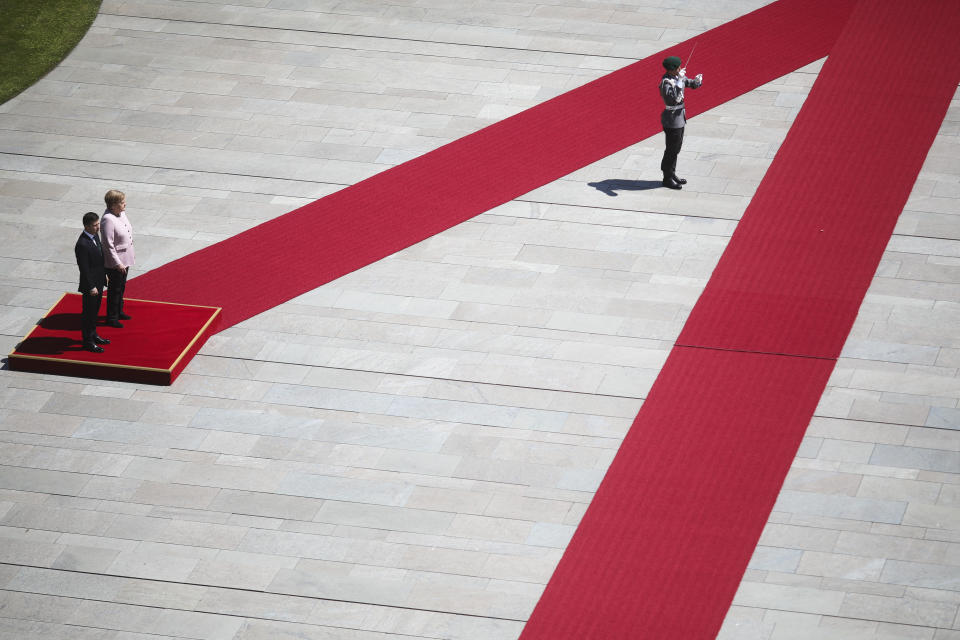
left=127, top=0, right=855, bottom=329
left=520, top=1, right=960, bottom=638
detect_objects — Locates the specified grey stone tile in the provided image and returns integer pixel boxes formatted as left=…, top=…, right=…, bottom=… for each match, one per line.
left=732, top=582, right=846, bottom=615
left=526, top=522, right=575, bottom=548
left=904, top=503, right=960, bottom=530
left=716, top=605, right=773, bottom=640
left=482, top=493, right=571, bottom=524
left=208, top=489, right=322, bottom=521
left=238, top=527, right=401, bottom=566
left=0, top=591, right=81, bottom=624
left=928, top=407, right=960, bottom=429
left=0, top=465, right=89, bottom=496
left=268, top=566, right=411, bottom=608
left=22, top=447, right=134, bottom=476
left=1, top=503, right=117, bottom=536
left=403, top=486, right=492, bottom=515
left=783, top=468, right=862, bottom=496
left=405, top=577, right=535, bottom=619
left=315, top=501, right=455, bottom=536
left=6, top=565, right=122, bottom=601
left=857, top=476, right=943, bottom=504
left=747, top=546, right=804, bottom=573
left=153, top=607, right=245, bottom=640
left=773, top=490, right=907, bottom=525
left=870, top=445, right=960, bottom=474
left=758, top=523, right=840, bottom=552
left=129, top=480, right=220, bottom=509
left=0, top=563, right=20, bottom=587
left=194, top=586, right=316, bottom=623
left=880, top=560, right=960, bottom=590
left=72, top=418, right=206, bottom=448
left=112, top=576, right=207, bottom=612
left=0, top=410, right=83, bottom=437
left=835, top=531, right=951, bottom=565
left=232, top=618, right=390, bottom=640
left=0, top=617, right=114, bottom=640
left=78, top=476, right=143, bottom=501
left=839, top=593, right=958, bottom=628
left=453, top=456, right=563, bottom=488
left=107, top=548, right=201, bottom=582
left=816, top=439, right=876, bottom=463
left=796, top=550, right=885, bottom=581
left=66, top=600, right=163, bottom=634
left=278, top=472, right=414, bottom=507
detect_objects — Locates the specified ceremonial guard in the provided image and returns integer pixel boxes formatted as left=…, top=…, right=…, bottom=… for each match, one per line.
left=659, top=55, right=702, bottom=189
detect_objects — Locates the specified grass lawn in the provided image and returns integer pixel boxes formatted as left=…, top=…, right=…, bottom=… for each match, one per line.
left=0, top=0, right=102, bottom=105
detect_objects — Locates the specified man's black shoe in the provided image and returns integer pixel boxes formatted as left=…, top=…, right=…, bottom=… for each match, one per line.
left=105, top=320, right=124, bottom=328
left=93, top=335, right=110, bottom=345
left=83, top=343, right=104, bottom=353
left=673, top=175, right=687, bottom=185
left=119, top=313, right=132, bottom=320
left=662, top=178, right=682, bottom=190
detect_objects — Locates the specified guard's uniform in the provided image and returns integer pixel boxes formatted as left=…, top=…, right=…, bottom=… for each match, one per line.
left=659, top=71, right=701, bottom=180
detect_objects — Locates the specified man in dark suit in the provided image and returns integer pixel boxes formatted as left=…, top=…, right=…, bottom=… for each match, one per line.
left=75, top=212, right=110, bottom=352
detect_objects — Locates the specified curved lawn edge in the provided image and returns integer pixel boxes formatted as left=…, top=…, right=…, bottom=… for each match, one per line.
left=0, top=0, right=102, bottom=105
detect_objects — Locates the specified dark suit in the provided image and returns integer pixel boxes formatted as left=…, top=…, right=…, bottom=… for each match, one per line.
left=75, top=232, right=106, bottom=345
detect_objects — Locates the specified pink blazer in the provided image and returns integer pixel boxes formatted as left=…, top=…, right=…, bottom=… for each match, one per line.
left=100, top=210, right=136, bottom=269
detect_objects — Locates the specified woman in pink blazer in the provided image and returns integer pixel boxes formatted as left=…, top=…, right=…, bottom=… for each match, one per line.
left=100, top=189, right=136, bottom=327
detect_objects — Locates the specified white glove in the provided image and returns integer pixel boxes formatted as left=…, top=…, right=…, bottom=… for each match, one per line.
left=678, top=67, right=687, bottom=78
left=695, top=73, right=702, bottom=83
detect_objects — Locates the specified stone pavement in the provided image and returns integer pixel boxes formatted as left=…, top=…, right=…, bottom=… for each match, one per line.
left=0, top=1, right=957, bottom=638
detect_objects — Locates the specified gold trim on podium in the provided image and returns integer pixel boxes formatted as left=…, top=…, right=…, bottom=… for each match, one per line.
left=169, top=306, right=221, bottom=373
left=7, top=293, right=222, bottom=377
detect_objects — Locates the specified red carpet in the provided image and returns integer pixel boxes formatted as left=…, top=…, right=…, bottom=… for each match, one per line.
left=9, top=294, right=220, bottom=385
left=520, top=1, right=960, bottom=638
left=126, top=0, right=855, bottom=329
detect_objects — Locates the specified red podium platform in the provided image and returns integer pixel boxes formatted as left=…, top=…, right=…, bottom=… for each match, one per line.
left=8, top=294, right=221, bottom=385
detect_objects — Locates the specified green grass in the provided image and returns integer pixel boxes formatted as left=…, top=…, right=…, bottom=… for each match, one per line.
left=0, top=0, right=102, bottom=105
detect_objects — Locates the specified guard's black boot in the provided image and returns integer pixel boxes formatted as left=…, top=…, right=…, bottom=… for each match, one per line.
left=663, top=174, right=682, bottom=190
left=673, top=174, right=687, bottom=185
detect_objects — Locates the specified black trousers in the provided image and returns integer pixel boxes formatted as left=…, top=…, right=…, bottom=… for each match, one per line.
left=81, top=290, right=102, bottom=344
left=106, top=267, right=127, bottom=321
left=660, top=126, right=685, bottom=176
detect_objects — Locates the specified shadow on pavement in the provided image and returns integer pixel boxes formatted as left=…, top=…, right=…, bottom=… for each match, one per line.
left=588, top=179, right=664, bottom=196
